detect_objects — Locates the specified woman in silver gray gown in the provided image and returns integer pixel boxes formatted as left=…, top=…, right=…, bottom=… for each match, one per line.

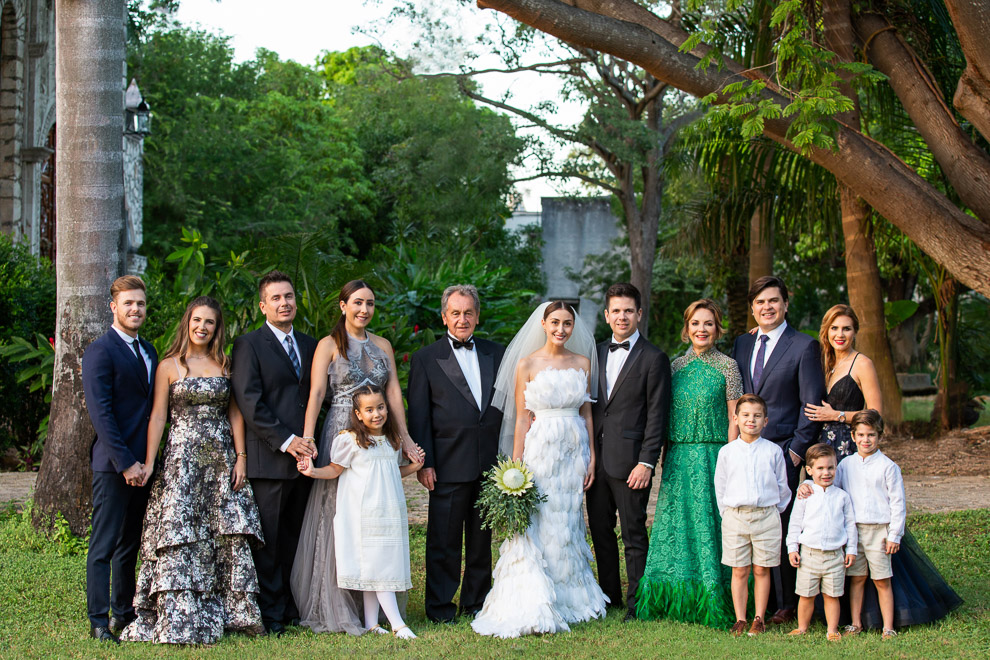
left=290, top=280, right=421, bottom=635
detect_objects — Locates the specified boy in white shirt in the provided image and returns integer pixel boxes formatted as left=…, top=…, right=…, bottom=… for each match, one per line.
left=786, top=443, right=856, bottom=642
left=714, top=394, right=791, bottom=637
left=837, top=410, right=904, bottom=639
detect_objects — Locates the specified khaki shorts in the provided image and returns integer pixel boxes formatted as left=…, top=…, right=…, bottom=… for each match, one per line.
left=721, top=506, right=781, bottom=568
left=795, top=547, right=846, bottom=597
left=847, top=523, right=893, bottom=579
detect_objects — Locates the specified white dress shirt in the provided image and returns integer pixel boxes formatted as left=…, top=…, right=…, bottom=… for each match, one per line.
left=714, top=437, right=792, bottom=515
left=835, top=450, right=906, bottom=544
left=786, top=482, right=857, bottom=553
left=750, top=320, right=789, bottom=379
left=111, top=325, right=151, bottom=383
left=448, top=334, right=483, bottom=409
left=605, top=329, right=639, bottom=399
left=266, top=321, right=301, bottom=453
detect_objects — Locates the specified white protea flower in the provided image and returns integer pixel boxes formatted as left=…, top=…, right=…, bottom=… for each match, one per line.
left=492, top=457, right=536, bottom=496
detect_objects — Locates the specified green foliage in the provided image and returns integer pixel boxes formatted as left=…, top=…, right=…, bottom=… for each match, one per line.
left=0, top=500, right=88, bottom=557
left=0, top=236, right=56, bottom=462
left=0, top=334, right=55, bottom=460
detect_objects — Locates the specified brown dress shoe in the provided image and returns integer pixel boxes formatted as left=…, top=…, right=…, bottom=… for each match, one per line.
left=730, top=620, right=748, bottom=637
left=769, top=608, right=796, bottom=625
left=748, top=616, right=765, bottom=636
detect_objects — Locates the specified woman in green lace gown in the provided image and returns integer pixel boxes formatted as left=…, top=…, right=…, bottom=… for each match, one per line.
left=636, top=299, right=743, bottom=628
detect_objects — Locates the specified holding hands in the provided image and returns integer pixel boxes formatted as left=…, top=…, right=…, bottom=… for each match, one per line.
left=287, top=435, right=318, bottom=461
left=297, top=455, right=316, bottom=477
left=124, top=461, right=147, bottom=487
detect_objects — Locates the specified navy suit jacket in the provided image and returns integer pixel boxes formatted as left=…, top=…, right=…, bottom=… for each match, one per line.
left=407, top=336, right=504, bottom=483
left=731, top=324, right=825, bottom=461
left=82, top=328, right=158, bottom=473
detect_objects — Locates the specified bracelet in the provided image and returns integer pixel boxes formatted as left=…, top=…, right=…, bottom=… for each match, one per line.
left=236, top=451, right=247, bottom=457
left=301, top=436, right=316, bottom=441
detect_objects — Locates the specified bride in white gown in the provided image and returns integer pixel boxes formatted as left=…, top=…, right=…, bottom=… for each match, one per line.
left=472, top=301, right=609, bottom=638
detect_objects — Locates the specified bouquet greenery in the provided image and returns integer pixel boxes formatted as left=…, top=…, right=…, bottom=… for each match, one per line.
left=476, top=455, right=547, bottom=540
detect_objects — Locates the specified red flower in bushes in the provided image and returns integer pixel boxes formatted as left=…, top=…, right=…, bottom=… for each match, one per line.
left=48, top=337, right=55, bottom=348
left=413, top=324, right=419, bottom=335
left=403, top=353, right=409, bottom=363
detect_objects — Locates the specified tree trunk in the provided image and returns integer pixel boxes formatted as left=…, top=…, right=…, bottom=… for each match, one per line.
left=477, top=0, right=990, bottom=298
left=34, top=0, right=126, bottom=535
left=839, top=189, right=903, bottom=423
left=931, top=277, right=965, bottom=430
left=823, top=0, right=903, bottom=424
left=747, top=202, right=773, bottom=331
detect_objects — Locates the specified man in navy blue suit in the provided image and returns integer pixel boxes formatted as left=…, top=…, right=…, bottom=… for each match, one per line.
left=82, top=275, right=158, bottom=644
left=732, top=275, right=825, bottom=626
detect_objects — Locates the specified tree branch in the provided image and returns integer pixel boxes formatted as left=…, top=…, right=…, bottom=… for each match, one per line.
left=512, top=169, right=621, bottom=194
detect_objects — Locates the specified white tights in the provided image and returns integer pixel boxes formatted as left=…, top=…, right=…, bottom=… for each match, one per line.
left=363, top=591, right=416, bottom=638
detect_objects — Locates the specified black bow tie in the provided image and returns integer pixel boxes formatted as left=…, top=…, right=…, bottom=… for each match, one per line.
left=609, top=341, right=630, bottom=352
left=451, top=338, right=475, bottom=350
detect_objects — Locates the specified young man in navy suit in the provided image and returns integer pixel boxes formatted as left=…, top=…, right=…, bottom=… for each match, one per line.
left=732, top=275, right=825, bottom=625
left=82, top=276, right=158, bottom=644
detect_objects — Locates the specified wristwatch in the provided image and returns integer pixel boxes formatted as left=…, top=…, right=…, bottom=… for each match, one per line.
left=838, top=411, right=847, bottom=424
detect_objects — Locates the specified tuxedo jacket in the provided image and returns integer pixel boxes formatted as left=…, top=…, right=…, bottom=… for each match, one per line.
left=231, top=324, right=317, bottom=480
left=407, top=337, right=505, bottom=483
left=82, top=328, right=159, bottom=473
left=731, top=324, right=825, bottom=461
left=592, top=337, right=671, bottom=480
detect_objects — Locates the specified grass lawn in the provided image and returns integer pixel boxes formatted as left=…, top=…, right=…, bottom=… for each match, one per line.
left=902, top=396, right=990, bottom=427
left=1, top=507, right=987, bottom=659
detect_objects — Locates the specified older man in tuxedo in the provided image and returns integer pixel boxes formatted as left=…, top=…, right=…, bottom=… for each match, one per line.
left=732, top=275, right=825, bottom=625
left=83, top=276, right=158, bottom=645
left=408, top=284, right=505, bottom=623
left=231, top=270, right=318, bottom=636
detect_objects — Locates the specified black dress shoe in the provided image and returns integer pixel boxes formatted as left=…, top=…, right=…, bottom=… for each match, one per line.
left=428, top=616, right=457, bottom=625
left=109, top=615, right=135, bottom=635
left=286, top=617, right=301, bottom=627
left=90, top=626, right=120, bottom=645
left=264, top=621, right=286, bottom=637
left=623, top=609, right=637, bottom=623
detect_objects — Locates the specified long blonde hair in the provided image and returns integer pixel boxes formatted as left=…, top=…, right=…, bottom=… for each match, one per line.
left=819, top=304, right=859, bottom=376
left=163, top=296, right=229, bottom=374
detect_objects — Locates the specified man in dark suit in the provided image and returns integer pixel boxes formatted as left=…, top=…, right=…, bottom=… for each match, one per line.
left=731, top=275, right=825, bottom=625
left=231, top=270, right=318, bottom=636
left=408, top=284, right=505, bottom=623
left=587, top=282, right=671, bottom=621
left=83, top=275, right=158, bottom=645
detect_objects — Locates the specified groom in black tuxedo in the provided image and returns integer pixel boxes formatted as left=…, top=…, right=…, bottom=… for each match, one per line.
left=731, top=275, right=824, bottom=624
left=408, top=284, right=505, bottom=623
left=231, top=271, right=317, bottom=635
left=588, top=283, right=671, bottom=621
left=82, top=276, right=158, bottom=644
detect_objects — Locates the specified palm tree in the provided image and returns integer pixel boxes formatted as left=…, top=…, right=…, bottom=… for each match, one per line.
left=34, top=0, right=128, bottom=534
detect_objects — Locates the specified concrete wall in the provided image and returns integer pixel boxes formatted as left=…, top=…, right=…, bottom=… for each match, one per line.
left=540, top=197, right=620, bottom=331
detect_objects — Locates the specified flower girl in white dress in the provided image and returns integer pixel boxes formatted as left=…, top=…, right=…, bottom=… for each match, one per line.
left=297, top=384, right=423, bottom=639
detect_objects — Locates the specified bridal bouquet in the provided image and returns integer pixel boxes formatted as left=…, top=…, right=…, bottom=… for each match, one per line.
left=476, top=456, right=547, bottom=540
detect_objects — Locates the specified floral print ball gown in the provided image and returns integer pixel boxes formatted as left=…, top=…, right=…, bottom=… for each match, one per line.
left=122, top=376, right=264, bottom=644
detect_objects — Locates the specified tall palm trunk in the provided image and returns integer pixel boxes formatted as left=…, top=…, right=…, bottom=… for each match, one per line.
left=824, top=0, right=902, bottom=424
left=34, top=0, right=126, bottom=534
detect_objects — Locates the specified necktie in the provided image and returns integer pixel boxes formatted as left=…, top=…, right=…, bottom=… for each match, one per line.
left=609, top=340, right=630, bottom=352
left=284, top=335, right=301, bottom=379
left=131, top=338, right=148, bottom=384
left=451, top=338, right=475, bottom=350
left=752, top=335, right=770, bottom=390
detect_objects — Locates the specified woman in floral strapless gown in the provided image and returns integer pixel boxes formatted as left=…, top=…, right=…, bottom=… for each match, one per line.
left=123, top=297, right=264, bottom=645
left=290, top=280, right=422, bottom=635
left=472, top=301, right=607, bottom=638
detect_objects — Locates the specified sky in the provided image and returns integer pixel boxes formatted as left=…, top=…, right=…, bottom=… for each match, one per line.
left=173, top=0, right=584, bottom=211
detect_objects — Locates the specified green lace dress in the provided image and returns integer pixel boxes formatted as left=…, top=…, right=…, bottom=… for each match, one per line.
left=635, top=348, right=743, bottom=628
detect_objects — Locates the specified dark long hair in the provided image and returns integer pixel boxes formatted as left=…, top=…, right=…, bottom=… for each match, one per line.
left=345, top=384, right=400, bottom=450
left=542, top=300, right=576, bottom=320
left=163, top=296, right=228, bottom=374
left=330, top=280, right=375, bottom=356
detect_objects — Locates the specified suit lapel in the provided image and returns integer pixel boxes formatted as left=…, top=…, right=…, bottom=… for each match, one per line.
left=757, top=326, right=795, bottom=394
left=261, top=324, right=299, bottom=380
left=477, top=343, right=495, bottom=415
left=437, top=341, right=481, bottom=412
left=110, top=330, right=150, bottom=394
left=739, top=333, right=756, bottom=392
left=597, top=341, right=609, bottom=403
left=607, top=339, right=645, bottom=405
